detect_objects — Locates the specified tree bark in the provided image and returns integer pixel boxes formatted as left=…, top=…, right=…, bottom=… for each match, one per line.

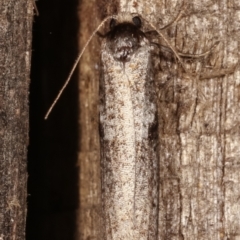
left=77, top=1, right=102, bottom=239
left=0, top=0, right=33, bottom=239
left=78, top=0, right=240, bottom=239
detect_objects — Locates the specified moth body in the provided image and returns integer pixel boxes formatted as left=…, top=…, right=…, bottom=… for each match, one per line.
left=100, top=13, right=159, bottom=240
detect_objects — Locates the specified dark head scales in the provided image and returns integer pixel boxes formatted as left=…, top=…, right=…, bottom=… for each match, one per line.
left=105, top=16, right=147, bottom=62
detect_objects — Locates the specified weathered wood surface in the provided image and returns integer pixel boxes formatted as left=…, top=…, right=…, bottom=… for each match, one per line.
left=0, top=0, right=33, bottom=239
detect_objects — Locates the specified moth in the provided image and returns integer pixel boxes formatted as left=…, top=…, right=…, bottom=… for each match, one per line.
left=44, top=12, right=161, bottom=239
left=99, top=13, right=159, bottom=239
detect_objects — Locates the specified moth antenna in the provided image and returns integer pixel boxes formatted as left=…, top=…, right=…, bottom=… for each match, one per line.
left=147, top=20, right=187, bottom=72
left=44, top=16, right=112, bottom=119
left=178, top=41, right=220, bottom=58
left=142, top=3, right=187, bottom=71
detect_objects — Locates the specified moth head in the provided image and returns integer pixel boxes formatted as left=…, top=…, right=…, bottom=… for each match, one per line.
left=105, top=14, right=148, bottom=62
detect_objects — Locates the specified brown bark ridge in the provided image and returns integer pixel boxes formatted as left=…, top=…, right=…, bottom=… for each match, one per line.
left=77, top=0, right=239, bottom=239
left=77, top=1, right=102, bottom=239
left=0, top=0, right=33, bottom=239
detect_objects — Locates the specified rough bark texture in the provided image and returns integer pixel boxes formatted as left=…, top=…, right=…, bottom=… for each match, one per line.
left=77, top=1, right=102, bottom=239
left=0, top=0, right=33, bottom=239
left=78, top=0, right=240, bottom=239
